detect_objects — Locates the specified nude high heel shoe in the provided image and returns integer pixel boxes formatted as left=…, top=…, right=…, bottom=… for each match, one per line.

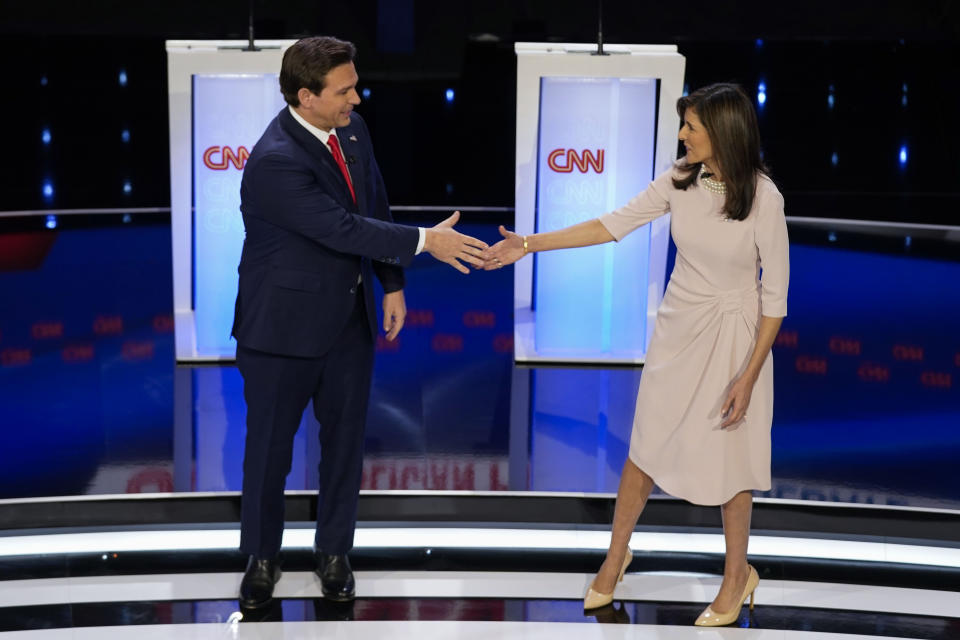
left=694, top=564, right=759, bottom=626
left=583, top=547, right=633, bottom=610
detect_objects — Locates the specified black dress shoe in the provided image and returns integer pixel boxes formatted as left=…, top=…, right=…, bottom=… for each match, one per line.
left=239, top=555, right=282, bottom=608
left=315, top=552, right=355, bottom=601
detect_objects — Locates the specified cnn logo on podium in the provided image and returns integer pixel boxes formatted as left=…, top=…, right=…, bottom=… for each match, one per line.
left=547, top=148, right=605, bottom=174
left=203, top=146, right=250, bottom=170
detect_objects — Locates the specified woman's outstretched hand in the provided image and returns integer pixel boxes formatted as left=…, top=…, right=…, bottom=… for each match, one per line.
left=482, top=225, right=526, bottom=270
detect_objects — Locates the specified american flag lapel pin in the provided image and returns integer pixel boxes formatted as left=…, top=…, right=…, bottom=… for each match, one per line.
left=349, top=135, right=358, bottom=142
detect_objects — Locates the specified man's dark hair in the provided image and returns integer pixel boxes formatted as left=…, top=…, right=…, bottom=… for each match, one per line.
left=279, top=36, right=357, bottom=107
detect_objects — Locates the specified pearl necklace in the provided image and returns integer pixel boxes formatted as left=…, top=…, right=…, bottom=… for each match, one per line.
left=698, top=165, right=727, bottom=195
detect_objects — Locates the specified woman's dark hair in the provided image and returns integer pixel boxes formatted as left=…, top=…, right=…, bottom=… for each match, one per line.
left=279, top=36, right=357, bottom=107
left=672, top=83, right=768, bottom=221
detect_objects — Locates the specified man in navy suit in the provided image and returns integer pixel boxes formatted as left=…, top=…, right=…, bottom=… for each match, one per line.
left=232, top=36, right=486, bottom=608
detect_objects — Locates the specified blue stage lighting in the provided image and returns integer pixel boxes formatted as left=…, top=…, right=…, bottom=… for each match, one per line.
left=445, top=88, right=455, bottom=102
left=362, top=88, right=371, bottom=99
left=899, top=145, right=908, bottom=166
left=828, top=231, right=837, bottom=243
left=40, top=75, right=48, bottom=87
left=121, top=129, right=130, bottom=143
left=45, top=215, right=57, bottom=229
left=682, top=83, right=689, bottom=97
left=42, top=181, right=54, bottom=200
left=757, top=82, right=766, bottom=107
left=905, top=235, right=912, bottom=248
left=122, top=214, right=132, bottom=224
left=41, top=128, right=51, bottom=145
left=119, top=70, right=128, bottom=87
left=831, top=152, right=838, bottom=167
left=123, top=180, right=132, bottom=195
left=755, top=38, right=764, bottom=48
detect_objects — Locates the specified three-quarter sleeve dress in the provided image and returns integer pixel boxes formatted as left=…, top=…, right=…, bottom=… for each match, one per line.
left=598, top=167, right=790, bottom=505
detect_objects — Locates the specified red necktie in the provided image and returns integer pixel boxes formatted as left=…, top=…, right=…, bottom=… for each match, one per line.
left=327, top=133, right=356, bottom=205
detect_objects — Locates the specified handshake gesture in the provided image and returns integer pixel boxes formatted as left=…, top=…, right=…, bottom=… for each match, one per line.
left=425, top=214, right=525, bottom=273
left=481, top=225, right=525, bottom=270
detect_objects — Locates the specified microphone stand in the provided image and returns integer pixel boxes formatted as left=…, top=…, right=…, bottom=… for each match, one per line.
left=592, top=0, right=609, bottom=56
left=243, top=0, right=260, bottom=51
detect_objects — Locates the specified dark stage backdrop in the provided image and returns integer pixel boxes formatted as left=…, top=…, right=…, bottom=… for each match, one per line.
left=1, top=1, right=958, bottom=222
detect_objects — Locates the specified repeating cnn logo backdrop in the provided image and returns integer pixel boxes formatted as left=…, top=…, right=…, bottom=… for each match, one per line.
left=192, top=74, right=286, bottom=357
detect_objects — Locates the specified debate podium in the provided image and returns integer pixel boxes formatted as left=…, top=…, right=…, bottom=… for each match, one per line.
left=513, top=43, right=685, bottom=364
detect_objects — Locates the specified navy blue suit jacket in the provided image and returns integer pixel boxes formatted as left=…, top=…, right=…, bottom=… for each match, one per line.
left=231, top=108, right=420, bottom=357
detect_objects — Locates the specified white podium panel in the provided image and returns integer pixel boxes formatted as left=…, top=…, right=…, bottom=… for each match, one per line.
left=534, top=77, right=657, bottom=357
left=514, top=43, right=685, bottom=364
left=192, top=75, right=287, bottom=358
left=167, top=40, right=295, bottom=362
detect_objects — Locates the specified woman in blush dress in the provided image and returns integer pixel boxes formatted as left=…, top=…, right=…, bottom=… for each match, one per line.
left=484, top=83, right=789, bottom=627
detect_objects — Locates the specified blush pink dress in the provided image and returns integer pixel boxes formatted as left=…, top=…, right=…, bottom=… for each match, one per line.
left=598, top=166, right=789, bottom=505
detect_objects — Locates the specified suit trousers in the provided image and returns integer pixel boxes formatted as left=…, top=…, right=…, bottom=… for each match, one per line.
left=236, top=286, right=374, bottom=558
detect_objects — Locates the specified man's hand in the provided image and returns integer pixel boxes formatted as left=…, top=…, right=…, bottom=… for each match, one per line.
left=720, top=373, right=756, bottom=428
left=382, top=290, right=406, bottom=341
left=482, top=225, right=525, bottom=270
left=424, top=211, right=488, bottom=274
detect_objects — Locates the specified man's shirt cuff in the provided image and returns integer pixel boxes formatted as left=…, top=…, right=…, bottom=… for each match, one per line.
left=415, top=227, right=426, bottom=255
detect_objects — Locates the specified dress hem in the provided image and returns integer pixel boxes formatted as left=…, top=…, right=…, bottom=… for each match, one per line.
left=629, top=453, right=771, bottom=507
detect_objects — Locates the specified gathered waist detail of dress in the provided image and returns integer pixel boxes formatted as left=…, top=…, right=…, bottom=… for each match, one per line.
left=717, top=284, right=761, bottom=314
left=666, top=279, right=761, bottom=315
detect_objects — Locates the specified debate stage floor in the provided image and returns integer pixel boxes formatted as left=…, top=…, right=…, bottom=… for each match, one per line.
left=4, top=571, right=960, bottom=639
left=1, top=492, right=958, bottom=637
